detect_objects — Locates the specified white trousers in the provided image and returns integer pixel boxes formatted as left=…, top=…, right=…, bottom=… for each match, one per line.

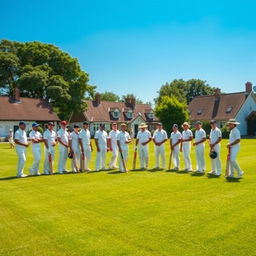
left=154, top=145, right=165, bottom=168
left=229, top=145, right=243, bottom=176
left=44, top=147, right=55, bottom=174
left=172, top=146, right=180, bottom=168
left=182, top=143, right=192, bottom=170
left=30, top=147, right=41, bottom=175
left=119, top=149, right=128, bottom=172
left=16, top=146, right=26, bottom=176
left=195, top=144, right=205, bottom=172
left=139, top=145, right=149, bottom=169
left=211, top=144, right=221, bottom=174
left=81, top=145, right=92, bottom=170
left=96, top=145, right=107, bottom=171
left=58, top=145, right=68, bottom=173
left=72, top=150, right=81, bottom=172
left=109, top=145, right=118, bottom=168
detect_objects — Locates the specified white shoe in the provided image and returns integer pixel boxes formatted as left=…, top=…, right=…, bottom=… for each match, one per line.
left=238, top=171, right=244, bottom=178
left=17, top=174, right=28, bottom=178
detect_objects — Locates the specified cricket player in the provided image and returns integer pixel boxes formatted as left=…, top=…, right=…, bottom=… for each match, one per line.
left=14, top=121, right=29, bottom=177
left=152, top=122, right=167, bottom=169
left=208, top=120, right=222, bottom=176
left=29, top=123, right=44, bottom=175
left=69, top=124, right=81, bottom=173
left=136, top=123, right=151, bottom=169
left=8, top=129, right=14, bottom=149
left=94, top=124, right=108, bottom=171
left=117, top=123, right=131, bottom=172
left=226, top=119, right=244, bottom=178
left=170, top=124, right=182, bottom=170
left=43, top=122, right=57, bottom=174
left=57, top=121, right=69, bottom=173
left=193, top=121, right=206, bottom=173
left=107, top=123, right=120, bottom=169
left=181, top=122, right=193, bottom=172
left=79, top=121, right=93, bottom=171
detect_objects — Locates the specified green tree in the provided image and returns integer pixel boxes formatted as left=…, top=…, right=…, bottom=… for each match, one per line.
left=0, top=39, right=96, bottom=119
left=100, top=91, right=120, bottom=102
left=155, top=96, right=188, bottom=132
left=155, top=79, right=217, bottom=105
left=121, top=93, right=144, bottom=104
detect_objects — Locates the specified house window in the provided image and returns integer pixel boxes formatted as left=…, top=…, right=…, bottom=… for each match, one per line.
left=197, top=110, right=202, bottom=115
left=125, top=110, right=133, bottom=119
left=111, top=109, right=120, bottom=119
left=226, top=107, right=233, bottom=113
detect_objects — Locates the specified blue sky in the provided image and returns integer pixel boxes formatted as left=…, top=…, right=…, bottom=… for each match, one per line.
left=1, top=0, right=256, bottom=102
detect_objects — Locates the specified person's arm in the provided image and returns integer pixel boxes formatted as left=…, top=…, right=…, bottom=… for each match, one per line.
left=90, top=141, right=93, bottom=152
left=107, top=136, right=112, bottom=151
left=227, top=139, right=240, bottom=148
left=210, top=137, right=222, bottom=148
left=193, top=137, right=206, bottom=146
left=159, top=138, right=167, bottom=145
left=79, top=138, right=84, bottom=153
left=57, top=137, right=69, bottom=148
left=14, top=133, right=28, bottom=147
left=126, top=135, right=132, bottom=144
left=117, top=140, right=122, bottom=152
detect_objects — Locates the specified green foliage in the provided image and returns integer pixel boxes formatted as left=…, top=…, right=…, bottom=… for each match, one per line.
left=100, top=91, right=120, bottom=102
left=155, top=78, right=218, bottom=104
left=121, top=93, right=144, bottom=104
left=0, top=39, right=96, bottom=119
left=221, top=126, right=230, bottom=138
left=155, top=95, right=188, bottom=131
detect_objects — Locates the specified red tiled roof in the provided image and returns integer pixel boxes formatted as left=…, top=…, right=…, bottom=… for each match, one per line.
left=71, top=100, right=158, bottom=123
left=188, top=92, right=247, bottom=121
left=0, top=96, right=59, bottom=121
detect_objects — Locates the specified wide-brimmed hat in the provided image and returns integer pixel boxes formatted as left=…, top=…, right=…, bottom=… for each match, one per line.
left=226, top=119, right=240, bottom=125
left=181, top=122, right=190, bottom=128
left=139, top=123, right=148, bottom=129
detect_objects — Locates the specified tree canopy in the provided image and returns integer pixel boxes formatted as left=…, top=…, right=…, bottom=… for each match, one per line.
left=155, top=79, right=218, bottom=105
left=0, top=39, right=96, bottom=119
left=155, top=96, right=188, bottom=132
left=100, top=91, right=120, bottom=102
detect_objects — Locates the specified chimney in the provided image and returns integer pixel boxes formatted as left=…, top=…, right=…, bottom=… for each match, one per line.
left=245, top=81, right=252, bottom=94
left=95, top=93, right=101, bottom=105
left=125, top=97, right=131, bottom=105
left=14, top=87, right=20, bottom=102
left=131, top=97, right=136, bottom=109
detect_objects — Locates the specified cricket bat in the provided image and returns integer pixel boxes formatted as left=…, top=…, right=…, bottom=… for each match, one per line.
left=81, top=152, right=85, bottom=172
left=48, top=153, right=53, bottom=175
left=120, top=151, right=127, bottom=172
left=132, top=147, right=137, bottom=170
left=225, top=147, right=231, bottom=177
left=168, top=148, right=173, bottom=170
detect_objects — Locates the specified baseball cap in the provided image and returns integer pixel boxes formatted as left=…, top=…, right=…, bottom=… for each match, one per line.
left=60, top=120, right=67, bottom=125
left=195, top=121, right=202, bottom=125
left=32, top=122, right=39, bottom=127
left=48, top=122, right=55, bottom=126
left=210, top=120, right=216, bottom=124
left=74, top=124, right=79, bottom=128
left=83, top=121, right=89, bottom=125
left=172, top=124, right=178, bottom=128
left=156, top=122, right=163, bottom=126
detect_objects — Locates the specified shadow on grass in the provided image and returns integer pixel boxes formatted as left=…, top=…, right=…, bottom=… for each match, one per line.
left=130, top=168, right=146, bottom=172
left=165, top=169, right=178, bottom=173
left=176, top=170, right=190, bottom=174
left=225, top=177, right=241, bottom=183
left=108, top=171, right=125, bottom=174
left=147, top=168, right=164, bottom=172
left=207, top=174, right=221, bottom=179
left=191, top=172, right=205, bottom=177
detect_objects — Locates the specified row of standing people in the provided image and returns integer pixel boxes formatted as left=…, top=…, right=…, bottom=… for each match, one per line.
left=13, top=118, right=243, bottom=178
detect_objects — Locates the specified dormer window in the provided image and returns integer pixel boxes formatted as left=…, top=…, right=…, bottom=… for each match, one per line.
left=226, top=107, right=233, bottom=113
left=145, top=110, right=154, bottom=119
left=197, top=109, right=202, bottom=115
left=110, top=108, right=120, bottom=119
left=125, top=110, right=133, bottom=119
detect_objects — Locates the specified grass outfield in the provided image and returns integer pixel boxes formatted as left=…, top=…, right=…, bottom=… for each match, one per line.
left=0, top=139, right=256, bottom=256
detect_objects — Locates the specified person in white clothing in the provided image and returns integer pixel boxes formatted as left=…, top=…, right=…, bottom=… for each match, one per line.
left=117, top=123, right=131, bottom=172
left=226, top=119, right=244, bottom=178
left=79, top=121, right=93, bottom=171
left=29, top=123, right=44, bottom=175
left=170, top=124, right=182, bottom=170
left=8, top=129, right=14, bottom=149
left=57, top=121, right=69, bottom=173
left=181, top=122, right=193, bottom=172
left=136, top=123, right=152, bottom=169
left=107, top=123, right=120, bottom=169
left=95, top=124, right=109, bottom=171
left=193, top=121, right=206, bottom=173
left=69, top=124, right=81, bottom=173
left=153, top=123, right=167, bottom=169
left=208, top=120, right=222, bottom=176
left=14, top=121, right=29, bottom=177
left=43, top=122, right=57, bottom=174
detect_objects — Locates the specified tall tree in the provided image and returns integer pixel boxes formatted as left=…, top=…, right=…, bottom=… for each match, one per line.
left=155, top=79, right=217, bottom=104
left=155, top=95, right=188, bottom=132
left=0, top=39, right=96, bottom=119
left=121, top=93, right=144, bottom=104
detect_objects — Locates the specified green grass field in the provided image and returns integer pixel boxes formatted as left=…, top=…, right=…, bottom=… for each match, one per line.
left=0, top=139, right=256, bottom=256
